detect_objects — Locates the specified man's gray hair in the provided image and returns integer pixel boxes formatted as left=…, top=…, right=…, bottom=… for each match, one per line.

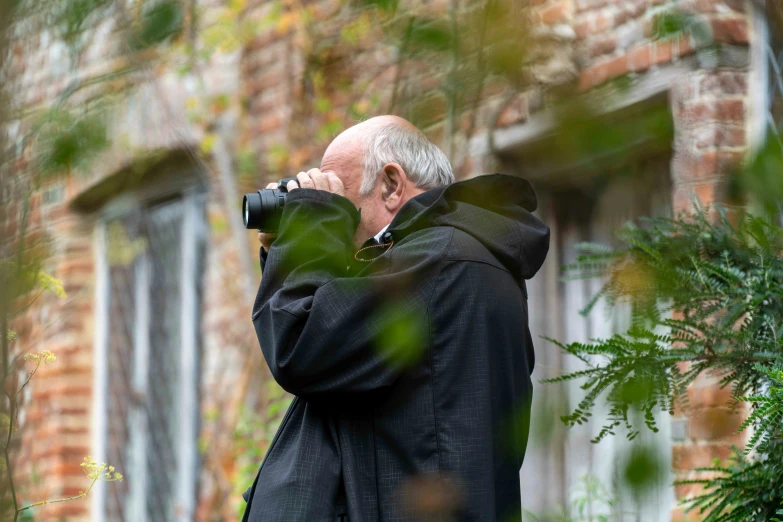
left=359, top=123, right=454, bottom=196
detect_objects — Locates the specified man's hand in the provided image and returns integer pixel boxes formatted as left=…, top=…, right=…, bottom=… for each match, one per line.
left=257, top=169, right=346, bottom=250
left=287, top=168, right=346, bottom=196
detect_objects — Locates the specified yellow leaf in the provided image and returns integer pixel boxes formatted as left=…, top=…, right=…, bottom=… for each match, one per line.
left=276, top=12, right=298, bottom=32
left=200, top=133, right=218, bottom=154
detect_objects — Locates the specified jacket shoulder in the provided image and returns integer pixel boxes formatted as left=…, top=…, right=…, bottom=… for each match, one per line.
left=385, top=227, right=509, bottom=275
left=444, top=228, right=509, bottom=273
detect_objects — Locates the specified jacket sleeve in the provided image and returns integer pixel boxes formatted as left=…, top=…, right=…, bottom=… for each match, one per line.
left=252, top=189, right=446, bottom=399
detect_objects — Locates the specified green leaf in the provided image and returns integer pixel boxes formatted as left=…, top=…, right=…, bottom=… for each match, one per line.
left=54, top=0, right=113, bottom=43
left=354, top=0, right=398, bottom=14
left=134, top=0, right=183, bottom=49
left=36, top=109, right=109, bottom=177
left=408, top=20, right=453, bottom=53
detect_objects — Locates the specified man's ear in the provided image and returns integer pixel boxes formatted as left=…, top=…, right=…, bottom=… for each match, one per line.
left=381, top=163, right=407, bottom=212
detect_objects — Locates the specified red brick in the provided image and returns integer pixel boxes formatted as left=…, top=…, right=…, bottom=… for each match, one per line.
left=655, top=39, right=673, bottom=65
left=681, top=99, right=745, bottom=124
left=574, top=12, right=613, bottom=39
left=672, top=181, right=725, bottom=211
left=593, top=12, right=612, bottom=32
left=711, top=16, right=750, bottom=44
left=687, top=383, right=736, bottom=409
left=627, top=0, right=647, bottom=18
left=50, top=461, right=91, bottom=478
left=699, top=72, right=747, bottom=96
left=693, top=126, right=745, bottom=149
left=587, top=35, right=617, bottom=58
left=540, top=1, right=571, bottom=24
left=613, top=7, right=632, bottom=26
left=672, top=442, right=734, bottom=470
left=688, top=407, right=746, bottom=440
left=673, top=150, right=743, bottom=184
left=574, top=20, right=590, bottom=39
left=628, top=43, right=651, bottom=72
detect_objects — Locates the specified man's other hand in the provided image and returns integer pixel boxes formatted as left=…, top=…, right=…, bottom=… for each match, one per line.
left=288, top=168, right=345, bottom=197
left=258, top=169, right=346, bottom=250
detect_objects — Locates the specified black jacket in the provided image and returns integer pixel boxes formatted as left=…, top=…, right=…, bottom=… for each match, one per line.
left=242, top=174, right=550, bottom=522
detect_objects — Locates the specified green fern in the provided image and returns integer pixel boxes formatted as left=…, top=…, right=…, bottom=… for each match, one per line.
left=548, top=204, right=783, bottom=519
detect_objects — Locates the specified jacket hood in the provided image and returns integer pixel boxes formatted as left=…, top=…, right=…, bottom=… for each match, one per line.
left=389, top=173, right=551, bottom=281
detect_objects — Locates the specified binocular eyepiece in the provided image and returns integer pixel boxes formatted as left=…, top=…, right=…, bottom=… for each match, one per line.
left=242, top=177, right=300, bottom=232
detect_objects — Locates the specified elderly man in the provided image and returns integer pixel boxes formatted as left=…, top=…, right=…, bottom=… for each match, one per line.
left=242, top=116, right=550, bottom=521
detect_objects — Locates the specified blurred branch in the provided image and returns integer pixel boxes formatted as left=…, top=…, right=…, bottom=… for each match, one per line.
left=388, top=16, right=415, bottom=113
left=1, top=61, right=142, bottom=172
left=461, top=0, right=493, bottom=146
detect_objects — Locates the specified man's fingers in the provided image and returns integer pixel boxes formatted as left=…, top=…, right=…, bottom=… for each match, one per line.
left=296, top=171, right=314, bottom=189
left=287, top=180, right=299, bottom=192
left=289, top=168, right=343, bottom=195
left=309, top=168, right=330, bottom=191
left=266, top=182, right=278, bottom=189
left=325, top=172, right=346, bottom=196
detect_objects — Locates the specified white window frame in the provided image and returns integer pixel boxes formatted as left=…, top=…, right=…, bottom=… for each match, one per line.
left=91, top=187, right=204, bottom=522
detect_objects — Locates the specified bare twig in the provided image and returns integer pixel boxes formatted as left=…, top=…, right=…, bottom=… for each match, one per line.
left=16, top=476, right=98, bottom=515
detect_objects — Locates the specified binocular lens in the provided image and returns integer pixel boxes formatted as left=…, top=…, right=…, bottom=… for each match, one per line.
left=242, top=192, right=264, bottom=229
left=242, top=178, right=298, bottom=233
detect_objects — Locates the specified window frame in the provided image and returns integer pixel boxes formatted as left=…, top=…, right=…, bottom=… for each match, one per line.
left=91, top=183, right=205, bottom=522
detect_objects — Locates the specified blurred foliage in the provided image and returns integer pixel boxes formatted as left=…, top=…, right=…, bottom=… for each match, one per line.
left=621, top=444, right=665, bottom=498
left=35, top=109, right=108, bottom=177
left=231, top=380, right=293, bottom=519
left=676, top=364, right=783, bottom=521
left=677, top=449, right=783, bottom=522
left=732, top=130, right=783, bottom=224
left=738, top=364, right=783, bottom=454
left=523, top=474, right=628, bottom=522
left=51, top=0, right=113, bottom=45
left=649, top=7, right=711, bottom=44
left=133, top=0, right=184, bottom=49
left=546, top=202, right=783, bottom=519
left=374, top=301, right=428, bottom=369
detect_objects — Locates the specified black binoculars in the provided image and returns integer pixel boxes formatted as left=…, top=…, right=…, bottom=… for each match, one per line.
left=242, top=177, right=300, bottom=232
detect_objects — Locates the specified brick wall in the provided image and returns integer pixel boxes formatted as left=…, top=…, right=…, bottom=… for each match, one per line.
left=4, top=0, right=763, bottom=518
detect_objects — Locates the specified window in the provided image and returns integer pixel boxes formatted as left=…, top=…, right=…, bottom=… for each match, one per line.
left=92, top=188, right=206, bottom=522
left=522, top=157, right=675, bottom=520
left=749, top=1, right=783, bottom=153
